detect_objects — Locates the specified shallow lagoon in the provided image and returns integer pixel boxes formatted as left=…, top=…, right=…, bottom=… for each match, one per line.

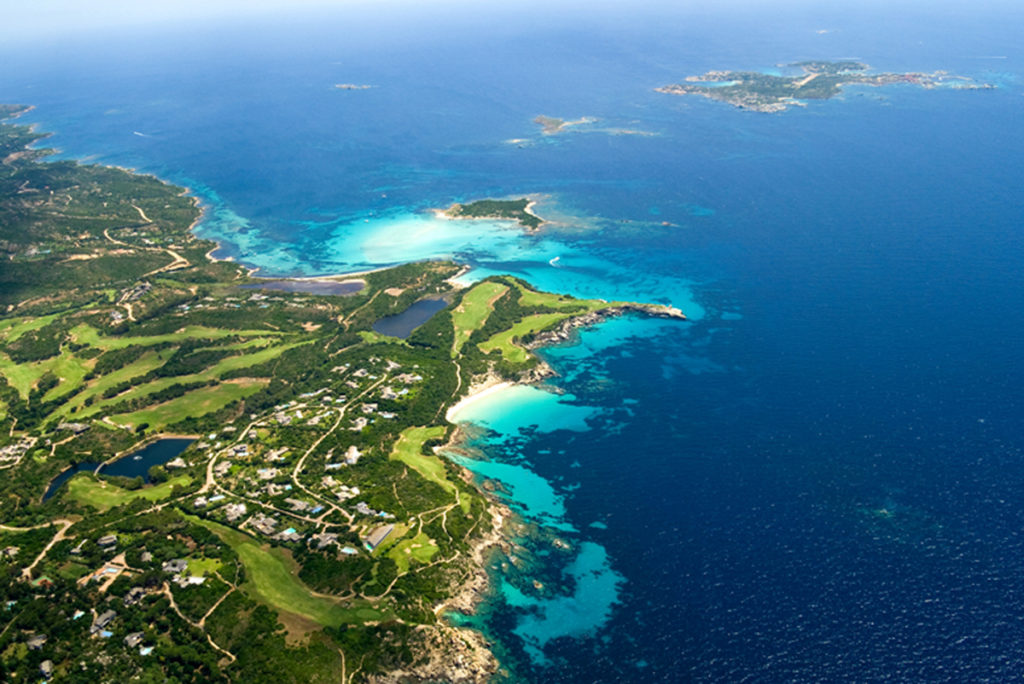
left=240, top=279, right=364, bottom=296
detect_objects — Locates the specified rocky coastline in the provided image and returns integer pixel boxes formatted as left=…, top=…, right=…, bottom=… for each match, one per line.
left=414, top=300, right=685, bottom=681
left=527, top=302, right=686, bottom=350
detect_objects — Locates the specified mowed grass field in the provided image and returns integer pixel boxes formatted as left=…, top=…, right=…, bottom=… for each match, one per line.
left=386, top=531, right=439, bottom=575
left=513, top=282, right=596, bottom=310
left=109, top=378, right=269, bottom=430
left=0, top=349, right=96, bottom=401
left=389, top=426, right=454, bottom=495
left=192, top=517, right=385, bottom=627
left=41, top=353, right=93, bottom=402
left=66, top=474, right=192, bottom=512
left=0, top=353, right=56, bottom=399
left=46, top=339, right=308, bottom=425
left=49, top=350, right=172, bottom=421
left=0, top=314, right=60, bottom=343
left=186, top=556, right=223, bottom=577
left=478, top=313, right=567, bottom=363
left=0, top=321, right=295, bottom=412
left=68, top=323, right=284, bottom=350
left=450, top=281, right=508, bottom=354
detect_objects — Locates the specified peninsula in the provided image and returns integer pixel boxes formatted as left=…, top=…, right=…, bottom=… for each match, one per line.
left=0, top=106, right=683, bottom=682
left=657, top=60, right=994, bottom=112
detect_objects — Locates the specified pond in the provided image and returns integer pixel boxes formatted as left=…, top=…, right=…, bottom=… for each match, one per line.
left=372, top=298, right=449, bottom=339
left=43, top=437, right=195, bottom=501
left=42, top=461, right=100, bottom=501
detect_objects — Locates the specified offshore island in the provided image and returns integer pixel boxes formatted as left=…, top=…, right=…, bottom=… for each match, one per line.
left=0, top=105, right=682, bottom=682
left=657, top=60, right=994, bottom=112
left=436, top=198, right=545, bottom=231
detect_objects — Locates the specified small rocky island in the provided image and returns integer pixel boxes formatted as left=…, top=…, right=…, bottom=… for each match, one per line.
left=439, top=198, right=545, bottom=231
left=533, top=115, right=596, bottom=135
left=657, top=60, right=993, bottom=112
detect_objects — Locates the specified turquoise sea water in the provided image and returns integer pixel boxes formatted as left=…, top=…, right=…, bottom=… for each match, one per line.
left=4, top=2, right=1024, bottom=680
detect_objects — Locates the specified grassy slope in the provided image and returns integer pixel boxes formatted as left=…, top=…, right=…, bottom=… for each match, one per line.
left=50, top=340, right=305, bottom=424
left=389, top=426, right=454, bottom=495
left=65, top=474, right=192, bottom=512
left=0, top=349, right=94, bottom=401
left=475, top=281, right=616, bottom=362
left=49, top=350, right=172, bottom=421
left=192, top=516, right=385, bottom=627
left=0, top=353, right=49, bottom=399
left=387, top=531, right=438, bottom=575
left=513, top=282, right=596, bottom=310
left=42, top=352, right=94, bottom=402
left=69, top=323, right=283, bottom=350
left=109, top=378, right=269, bottom=429
left=477, top=312, right=566, bottom=363
left=0, top=314, right=60, bottom=343
left=450, top=281, right=508, bottom=354
left=0, top=324, right=298, bottom=419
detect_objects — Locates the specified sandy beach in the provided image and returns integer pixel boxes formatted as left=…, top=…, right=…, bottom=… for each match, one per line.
left=274, top=264, right=395, bottom=281
left=445, top=378, right=515, bottom=423
left=432, top=195, right=548, bottom=233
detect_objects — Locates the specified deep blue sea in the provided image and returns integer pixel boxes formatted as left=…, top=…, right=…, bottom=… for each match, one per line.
left=4, top=1, right=1024, bottom=680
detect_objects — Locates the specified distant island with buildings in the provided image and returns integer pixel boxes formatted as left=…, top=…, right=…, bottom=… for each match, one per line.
left=657, top=60, right=995, bottom=112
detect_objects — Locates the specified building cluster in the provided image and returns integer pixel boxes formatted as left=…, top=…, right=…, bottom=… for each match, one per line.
left=182, top=355, right=428, bottom=563
left=0, top=436, right=37, bottom=468
left=118, top=280, right=152, bottom=304
left=162, top=558, right=207, bottom=587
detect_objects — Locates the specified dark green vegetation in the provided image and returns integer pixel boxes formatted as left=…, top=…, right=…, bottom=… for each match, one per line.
left=0, top=104, right=672, bottom=682
left=0, top=109, right=584, bottom=683
left=452, top=278, right=608, bottom=379
left=444, top=197, right=543, bottom=230
left=0, top=107, right=203, bottom=307
left=657, top=60, right=991, bottom=112
left=790, top=60, right=868, bottom=76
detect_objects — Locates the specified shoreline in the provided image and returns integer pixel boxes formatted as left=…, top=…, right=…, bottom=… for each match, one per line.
left=397, top=494, right=512, bottom=683
left=433, top=195, right=548, bottom=234
left=134, top=163, right=679, bottom=681
left=445, top=377, right=515, bottom=423
left=436, top=300, right=688, bottom=672
left=92, top=432, right=199, bottom=474
left=2, top=106, right=680, bottom=682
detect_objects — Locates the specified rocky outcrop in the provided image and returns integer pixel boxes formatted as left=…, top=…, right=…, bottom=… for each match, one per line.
left=403, top=301, right=685, bottom=683
left=370, top=623, right=499, bottom=683
left=372, top=488, right=511, bottom=683
left=527, top=302, right=685, bottom=350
